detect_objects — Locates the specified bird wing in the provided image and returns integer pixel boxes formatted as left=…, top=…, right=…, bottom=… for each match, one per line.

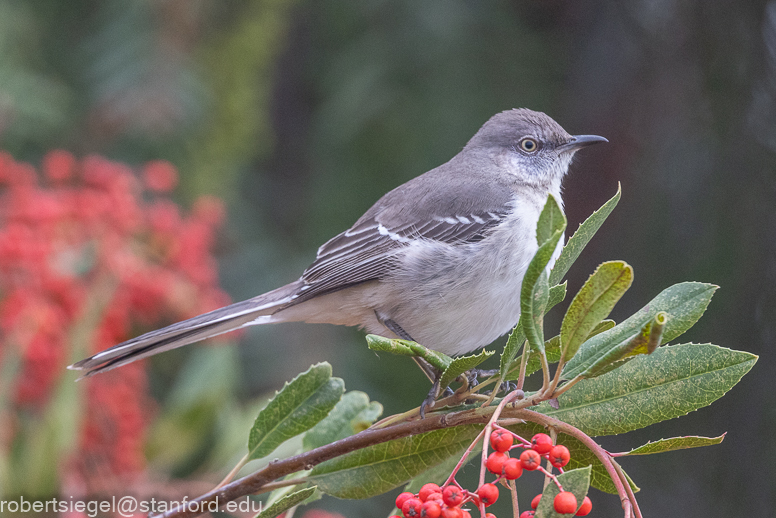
left=296, top=207, right=511, bottom=301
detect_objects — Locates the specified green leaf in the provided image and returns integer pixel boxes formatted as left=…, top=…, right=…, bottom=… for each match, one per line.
left=621, top=434, right=725, bottom=456
left=537, top=193, right=566, bottom=245
left=255, top=486, right=316, bottom=518
left=439, top=349, right=494, bottom=390
left=521, top=195, right=567, bottom=355
left=579, top=311, right=667, bottom=379
left=366, top=335, right=452, bottom=372
left=549, top=184, right=621, bottom=286
left=506, top=321, right=615, bottom=381
left=564, top=439, right=639, bottom=495
left=538, top=344, right=758, bottom=436
left=248, top=363, right=344, bottom=460
left=499, top=282, right=567, bottom=382
left=546, top=281, right=567, bottom=313
left=522, top=240, right=559, bottom=355
left=562, top=282, right=718, bottom=379
left=560, top=261, right=633, bottom=364
left=588, top=319, right=616, bottom=338
left=499, top=320, right=526, bottom=380
left=310, top=425, right=481, bottom=499
left=303, top=391, right=383, bottom=451
left=514, top=335, right=562, bottom=380
left=535, top=466, right=591, bottom=518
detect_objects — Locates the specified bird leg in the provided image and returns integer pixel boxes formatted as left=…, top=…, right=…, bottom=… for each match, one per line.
left=466, top=368, right=516, bottom=394
left=381, top=316, right=452, bottom=417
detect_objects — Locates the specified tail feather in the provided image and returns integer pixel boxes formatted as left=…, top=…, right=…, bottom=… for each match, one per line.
left=69, top=281, right=303, bottom=378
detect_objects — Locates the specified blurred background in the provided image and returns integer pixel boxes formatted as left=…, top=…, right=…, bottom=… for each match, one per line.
left=0, top=0, right=774, bottom=516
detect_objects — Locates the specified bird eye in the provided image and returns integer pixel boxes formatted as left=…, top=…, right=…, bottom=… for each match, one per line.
left=519, top=138, right=539, bottom=153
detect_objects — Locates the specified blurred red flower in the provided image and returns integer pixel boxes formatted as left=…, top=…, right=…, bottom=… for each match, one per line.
left=0, top=150, right=231, bottom=496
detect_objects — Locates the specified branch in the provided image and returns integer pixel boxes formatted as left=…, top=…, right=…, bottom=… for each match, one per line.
left=154, top=407, right=497, bottom=518
left=155, top=398, right=636, bottom=518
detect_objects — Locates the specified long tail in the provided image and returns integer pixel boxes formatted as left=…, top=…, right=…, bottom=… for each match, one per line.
left=68, top=281, right=303, bottom=379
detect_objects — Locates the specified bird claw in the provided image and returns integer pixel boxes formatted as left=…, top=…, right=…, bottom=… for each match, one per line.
left=465, top=368, right=499, bottom=388
left=420, top=379, right=440, bottom=419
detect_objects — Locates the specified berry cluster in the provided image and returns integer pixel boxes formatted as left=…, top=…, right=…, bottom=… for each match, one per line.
left=392, top=429, right=592, bottom=518
left=0, top=151, right=229, bottom=491
left=392, top=483, right=474, bottom=518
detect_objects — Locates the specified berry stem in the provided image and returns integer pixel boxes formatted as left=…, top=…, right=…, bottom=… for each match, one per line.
left=508, top=479, right=519, bottom=518
left=537, top=466, right=563, bottom=490
left=516, top=409, right=638, bottom=518
left=492, top=424, right=531, bottom=448
left=613, top=460, right=642, bottom=518
left=443, top=427, right=488, bottom=488
left=515, top=339, right=530, bottom=391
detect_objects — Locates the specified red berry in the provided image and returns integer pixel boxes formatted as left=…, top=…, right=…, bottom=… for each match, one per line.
left=421, top=500, right=441, bottom=518
left=531, top=494, right=542, bottom=509
left=550, top=445, right=571, bottom=468
left=442, top=485, right=464, bottom=507
left=396, top=492, right=415, bottom=509
left=503, top=458, right=523, bottom=480
left=425, top=492, right=444, bottom=503
left=477, top=483, right=499, bottom=506
left=531, top=433, right=553, bottom=454
left=419, top=483, right=441, bottom=502
left=519, top=512, right=535, bottom=518
left=520, top=449, right=542, bottom=470
left=490, top=429, right=514, bottom=452
left=441, top=508, right=462, bottom=518
left=485, top=514, right=497, bottom=518
left=576, top=496, right=592, bottom=516
left=460, top=511, right=472, bottom=518
left=553, top=492, right=578, bottom=514
left=402, top=498, right=423, bottom=518
left=486, top=451, right=508, bottom=475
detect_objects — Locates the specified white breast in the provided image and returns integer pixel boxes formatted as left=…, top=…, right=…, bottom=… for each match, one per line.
left=378, top=192, right=564, bottom=356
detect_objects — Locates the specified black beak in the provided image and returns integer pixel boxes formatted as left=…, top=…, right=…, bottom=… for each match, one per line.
left=557, top=134, right=608, bottom=153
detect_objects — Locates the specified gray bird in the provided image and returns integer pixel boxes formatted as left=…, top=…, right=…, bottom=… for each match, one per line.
left=70, top=108, right=606, bottom=409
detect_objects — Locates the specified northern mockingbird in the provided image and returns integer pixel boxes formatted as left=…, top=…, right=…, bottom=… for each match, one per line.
left=70, top=109, right=606, bottom=404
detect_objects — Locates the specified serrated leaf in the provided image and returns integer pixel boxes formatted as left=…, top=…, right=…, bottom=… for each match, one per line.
left=537, top=194, right=566, bottom=245
left=549, top=184, right=621, bottom=286
left=499, top=282, right=567, bottom=382
left=535, top=466, right=591, bottom=518
left=439, top=349, right=494, bottom=390
left=561, top=261, right=633, bottom=364
left=588, top=319, right=616, bottom=337
left=309, top=425, right=481, bottom=499
left=499, top=320, right=526, bottom=380
left=622, top=434, right=725, bottom=456
left=366, top=335, right=452, bottom=372
left=581, top=312, right=667, bottom=379
left=303, top=391, right=383, bottom=451
left=511, top=335, right=562, bottom=380
left=538, top=344, right=758, bottom=436
left=522, top=235, right=561, bottom=354
left=546, top=281, right=567, bottom=313
left=505, top=321, right=615, bottom=381
left=563, top=282, right=718, bottom=379
left=248, top=363, right=344, bottom=460
left=564, top=439, right=639, bottom=495
left=255, top=486, right=316, bottom=518
left=521, top=195, right=567, bottom=356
